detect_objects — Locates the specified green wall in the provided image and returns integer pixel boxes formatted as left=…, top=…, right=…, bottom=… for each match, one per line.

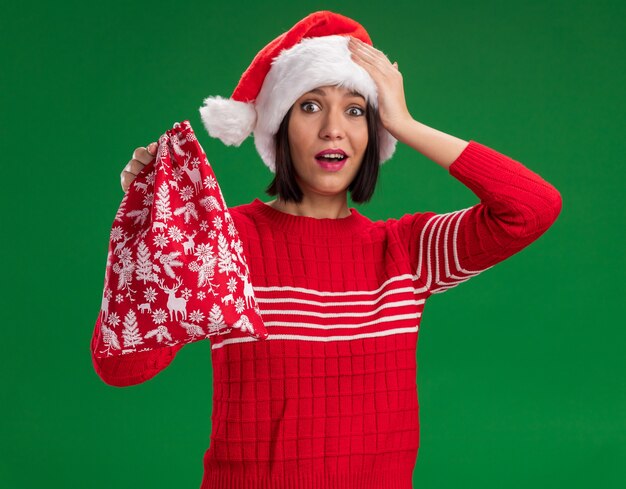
left=2, top=0, right=624, bottom=487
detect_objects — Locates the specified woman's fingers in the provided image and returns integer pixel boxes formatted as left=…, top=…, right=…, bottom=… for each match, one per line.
left=123, top=158, right=146, bottom=176
left=132, top=144, right=157, bottom=165
left=120, top=160, right=145, bottom=192
left=349, top=37, right=393, bottom=74
left=120, top=142, right=156, bottom=192
left=120, top=142, right=157, bottom=192
left=121, top=170, right=135, bottom=193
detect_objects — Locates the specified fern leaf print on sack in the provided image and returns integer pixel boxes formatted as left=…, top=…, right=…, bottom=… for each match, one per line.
left=92, top=120, right=268, bottom=360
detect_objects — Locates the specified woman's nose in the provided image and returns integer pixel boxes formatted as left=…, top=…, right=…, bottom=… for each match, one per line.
left=319, top=109, right=345, bottom=140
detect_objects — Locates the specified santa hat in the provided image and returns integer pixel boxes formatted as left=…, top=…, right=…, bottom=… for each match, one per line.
left=199, top=10, right=397, bottom=173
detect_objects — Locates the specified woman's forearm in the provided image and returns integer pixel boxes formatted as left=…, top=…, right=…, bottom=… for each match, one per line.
left=390, top=117, right=469, bottom=171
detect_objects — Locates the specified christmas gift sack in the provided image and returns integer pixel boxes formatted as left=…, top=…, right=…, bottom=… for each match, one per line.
left=92, top=120, right=268, bottom=361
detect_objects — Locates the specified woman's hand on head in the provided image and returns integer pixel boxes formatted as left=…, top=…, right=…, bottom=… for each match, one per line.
left=348, top=37, right=413, bottom=137
left=120, top=142, right=157, bottom=193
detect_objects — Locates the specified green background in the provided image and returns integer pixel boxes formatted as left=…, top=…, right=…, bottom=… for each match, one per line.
left=2, top=0, right=624, bottom=487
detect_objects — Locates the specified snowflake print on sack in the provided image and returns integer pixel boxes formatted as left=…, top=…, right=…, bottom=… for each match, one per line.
left=168, top=226, right=184, bottom=243
left=143, top=287, right=157, bottom=303
left=189, top=309, right=205, bottom=323
left=213, top=216, right=223, bottom=230
left=189, top=243, right=218, bottom=293
left=110, top=226, right=124, bottom=242
left=152, top=308, right=168, bottom=324
left=203, top=175, right=217, bottom=190
left=172, top=166, right=184, bottom=185
left=145, top=170, right=156, bottom=186
left=180, top=186, right=194, bottom=202
left=142, top=191, right=154, bottom=208
left=153, top=233, right=169, bottom=249
left=92, top=120, right=267, bottom=361
left=106, top=312, right=120, bottom=328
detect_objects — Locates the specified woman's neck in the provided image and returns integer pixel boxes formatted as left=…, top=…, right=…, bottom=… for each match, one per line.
left=266, top=194, right=351, bottom=219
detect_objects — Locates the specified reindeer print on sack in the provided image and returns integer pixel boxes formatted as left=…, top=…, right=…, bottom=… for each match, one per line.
left=92, top=120, right=268, bottom=360
left=156, top=277, right=188, bottom=321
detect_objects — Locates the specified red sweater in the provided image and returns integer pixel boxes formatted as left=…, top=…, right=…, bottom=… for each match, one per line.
left=92, top=140, right=562, bottom=488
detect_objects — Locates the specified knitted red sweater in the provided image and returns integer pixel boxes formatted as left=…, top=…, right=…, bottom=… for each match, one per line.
left=92, top=140, right=562, bottom=488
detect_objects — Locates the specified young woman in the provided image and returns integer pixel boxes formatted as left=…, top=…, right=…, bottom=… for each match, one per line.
left=102, top=10, right=562, bottom=489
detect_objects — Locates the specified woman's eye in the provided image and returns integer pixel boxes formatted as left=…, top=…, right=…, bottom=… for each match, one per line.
left=348, top=107, right=365, bottom=116
left=301, top=102, right=319, bottom=112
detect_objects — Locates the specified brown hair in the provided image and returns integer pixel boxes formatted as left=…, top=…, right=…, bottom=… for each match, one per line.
left=265, top=101, right=380, bottom=204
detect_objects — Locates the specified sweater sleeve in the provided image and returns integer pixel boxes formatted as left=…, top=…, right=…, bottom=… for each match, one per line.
left=90, top=316, right=184, bottom=387
left=393, top=140, right=562, bottom=295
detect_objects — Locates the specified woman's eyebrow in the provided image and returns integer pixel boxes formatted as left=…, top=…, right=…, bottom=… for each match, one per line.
left=306, top=88, right=365, bottom=99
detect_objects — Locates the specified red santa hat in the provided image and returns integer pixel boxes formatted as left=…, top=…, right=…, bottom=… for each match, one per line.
left=199, top=10, right=397, bottom=173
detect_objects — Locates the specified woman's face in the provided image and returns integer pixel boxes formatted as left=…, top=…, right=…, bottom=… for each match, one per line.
left=287, top=84, right=369, bottom=199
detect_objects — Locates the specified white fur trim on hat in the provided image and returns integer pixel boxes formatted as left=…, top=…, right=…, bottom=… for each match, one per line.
left=199, top=96, right=257, bottom=147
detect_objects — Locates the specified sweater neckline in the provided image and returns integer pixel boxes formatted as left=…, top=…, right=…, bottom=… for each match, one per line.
left=249, top=198, right=370, bottom=235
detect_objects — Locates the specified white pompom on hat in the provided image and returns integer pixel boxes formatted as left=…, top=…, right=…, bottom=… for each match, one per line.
left=199, top=10, right=398, bottom=173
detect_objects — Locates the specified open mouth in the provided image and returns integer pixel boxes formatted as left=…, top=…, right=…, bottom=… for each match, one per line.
left=315, top=154, right=347, bottom=163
